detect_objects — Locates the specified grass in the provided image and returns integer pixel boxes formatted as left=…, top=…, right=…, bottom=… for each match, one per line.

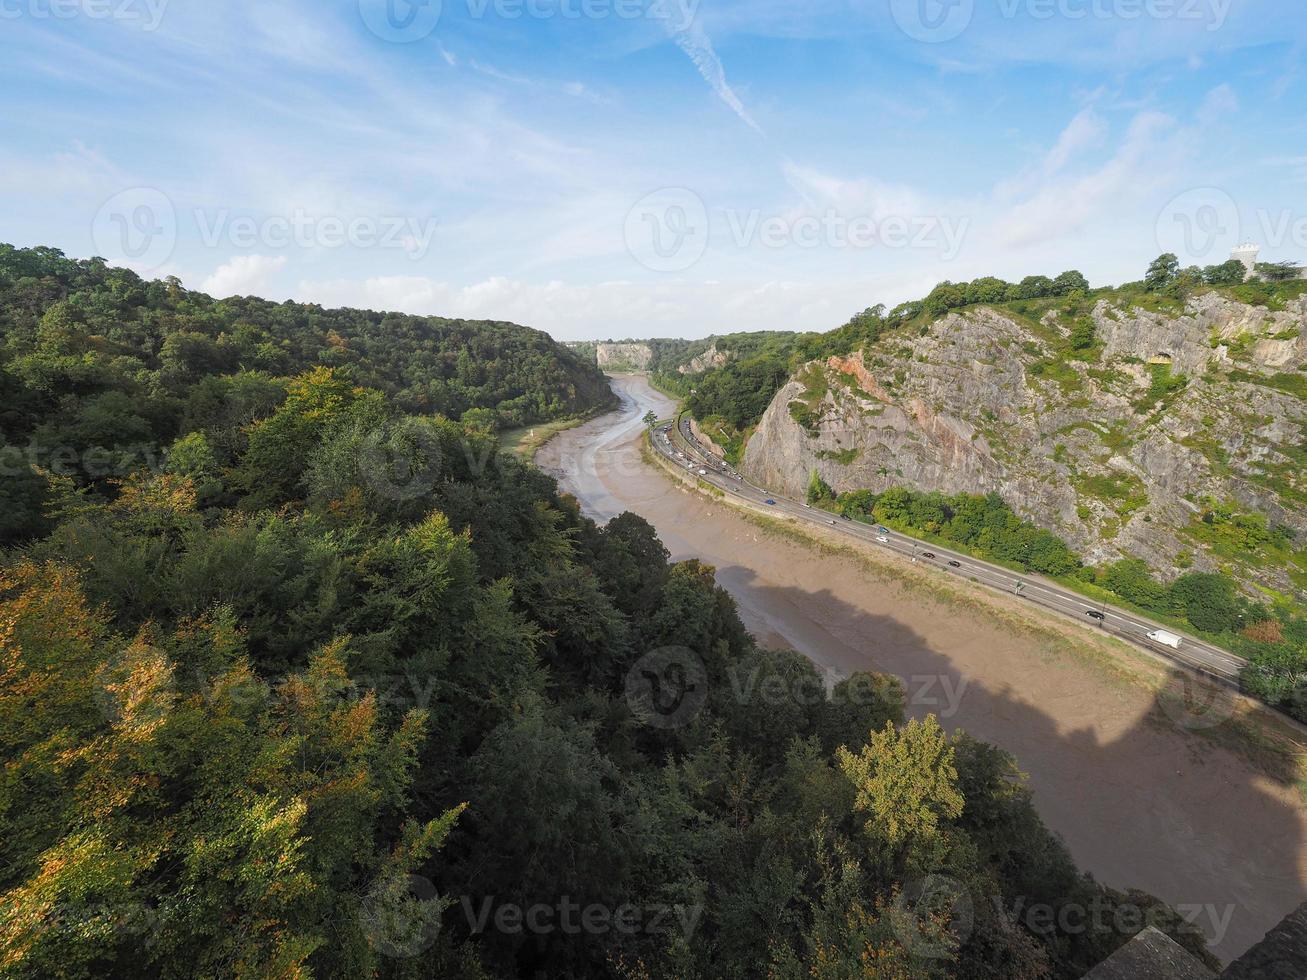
left=499, top=411, right=597, bottom=459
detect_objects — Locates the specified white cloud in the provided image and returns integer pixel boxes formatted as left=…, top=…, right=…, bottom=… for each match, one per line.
left=201, top=255, right=288, bottom=297
left=994, top=111, right=1180, bottom=249
left=1197, top=83, right=1239, bottom=125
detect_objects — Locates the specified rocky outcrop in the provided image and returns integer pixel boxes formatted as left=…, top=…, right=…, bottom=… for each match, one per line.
left=595, top=343, right=654, bottom=372
left=679, top=344, right=733, bottom=375
left=741, top=294, right=1307, bottom=592
left=689, top=418, right=727, bottom=459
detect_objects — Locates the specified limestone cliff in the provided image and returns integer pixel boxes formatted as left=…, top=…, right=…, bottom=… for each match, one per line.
left=742, top=294, right=1307, bottom=592
left=595, top=343, right=654, bottom=372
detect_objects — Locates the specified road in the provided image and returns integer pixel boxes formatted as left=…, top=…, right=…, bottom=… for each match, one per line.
left=658, top=415, right=1248, bottom=685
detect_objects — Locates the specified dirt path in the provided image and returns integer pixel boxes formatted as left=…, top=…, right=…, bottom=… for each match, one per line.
left=536, top=373, right=1307, bottom=963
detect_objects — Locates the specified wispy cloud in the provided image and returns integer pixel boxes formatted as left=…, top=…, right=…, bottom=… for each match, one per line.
left=666, top=20, right=763, bottom=134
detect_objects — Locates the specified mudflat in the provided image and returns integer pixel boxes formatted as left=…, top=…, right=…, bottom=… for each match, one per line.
left=536, top=373, right=1307, bottom=963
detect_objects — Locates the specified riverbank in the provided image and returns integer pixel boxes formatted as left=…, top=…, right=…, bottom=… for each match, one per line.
left=535, top=372, right=1307, bottom=962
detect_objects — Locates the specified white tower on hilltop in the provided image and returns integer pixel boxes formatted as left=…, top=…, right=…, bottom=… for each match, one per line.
left=1231, top=243, right=1261, bottom=278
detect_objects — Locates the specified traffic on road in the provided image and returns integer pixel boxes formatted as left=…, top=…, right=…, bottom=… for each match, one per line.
left=655, top=416, right=1247, bottom=685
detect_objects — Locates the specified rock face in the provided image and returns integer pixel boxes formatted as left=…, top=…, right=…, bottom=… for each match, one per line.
left=679, top=344, right=732, bottom=375
left=742, top=294, right=1307, bottom=592
left=689, top=418, right=727, bottom=459
left=595, top=343, right=654, bottom=372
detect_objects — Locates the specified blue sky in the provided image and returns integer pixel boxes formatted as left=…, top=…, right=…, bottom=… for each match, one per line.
left=1, top=0, right=1303, bottom=339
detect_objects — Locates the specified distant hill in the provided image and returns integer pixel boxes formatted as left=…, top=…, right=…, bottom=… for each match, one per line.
left=0, top=244, right=614, bottom=430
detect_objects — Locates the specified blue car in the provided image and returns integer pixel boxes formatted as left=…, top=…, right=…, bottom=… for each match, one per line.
left=765, top=499, right=777, bottom=506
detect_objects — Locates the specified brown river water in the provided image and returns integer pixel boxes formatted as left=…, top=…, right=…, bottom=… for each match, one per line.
left=535, top=373, right=1306, bottom=963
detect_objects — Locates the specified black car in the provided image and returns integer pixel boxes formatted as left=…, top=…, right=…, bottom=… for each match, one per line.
left=921, top=551, right=936, bottom=559
left=1086, top=610, right=1106, bottom=620
left=947, top=560, right=962, bottom=568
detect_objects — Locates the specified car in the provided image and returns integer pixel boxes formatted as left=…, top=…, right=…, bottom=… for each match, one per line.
left=875, top=535, right=890, bottom=543
left=1086, top=610, right=1106, bottom=620
left=827, top=519, right=837, bottom=525
left=947, top=560, right=962, bottom=568
left=765, top=499, right=777, bottom=506
left=802, top=502, right=811, bottom=508
left=841, top=514, right=851, bottom=521
left=698, top=468, right=708, bottom=475
left=876, top=525, right=890, bottom=534
left=921, top=551, right=936, bottom=559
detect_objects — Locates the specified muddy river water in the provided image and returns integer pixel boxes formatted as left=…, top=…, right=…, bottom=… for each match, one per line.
left=536, top=373, right=1306, bottom=962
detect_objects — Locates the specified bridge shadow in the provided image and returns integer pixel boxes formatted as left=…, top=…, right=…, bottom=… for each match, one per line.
left=708, top=562, right=1306, bottom=966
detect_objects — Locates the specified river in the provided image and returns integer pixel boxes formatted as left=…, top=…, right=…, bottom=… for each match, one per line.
left=535, top=373, right=1307, bottom=962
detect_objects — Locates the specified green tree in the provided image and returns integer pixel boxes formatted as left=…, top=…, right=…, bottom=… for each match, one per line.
left=837, top=717, right=964, bottom=868
left=1144, top=253, right=1180, bottom=292
left=807, top=468, right=835, bottom=504
left=1256, top=260, right=1302, bottom=281
left=1203, top=259, right=1248, bottom=286
left=1053, top=270, right=1090, bottom=295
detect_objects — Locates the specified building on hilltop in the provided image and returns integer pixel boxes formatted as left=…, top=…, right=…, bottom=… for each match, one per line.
left=1229, top=243, right=1307, bottom=281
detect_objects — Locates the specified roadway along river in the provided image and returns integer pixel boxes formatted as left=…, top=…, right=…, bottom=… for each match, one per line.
left=536, top=372, right=1307, bottom=963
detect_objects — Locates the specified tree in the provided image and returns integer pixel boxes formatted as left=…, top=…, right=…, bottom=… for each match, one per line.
left=1013, top=275, right=1055, bottom=300
left=643, top=410, right=658, bottom=428
left=837, top=717, right=964, bottom=867
left=1255, top=260, right=1302, bottom=282
left=1203, top=259, right=1248, bottom=286
left=807, top=468, right=835, bottom=504
left=1144, top=253, right=1179, bottom=292
left=1068, top=316, right=1096, bottom=350
left=1053, top=270, right=1090, bottom=296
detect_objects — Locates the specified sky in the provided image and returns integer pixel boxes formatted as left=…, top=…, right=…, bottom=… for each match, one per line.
left=1, top=0, right=1304, bottom=341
